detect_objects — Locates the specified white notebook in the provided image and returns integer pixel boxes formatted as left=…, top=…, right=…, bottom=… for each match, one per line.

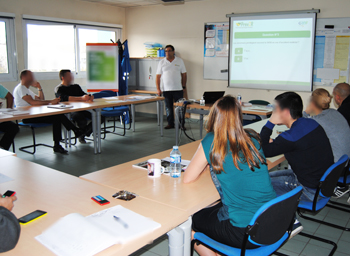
left=36, top=205, right=161, bottom=256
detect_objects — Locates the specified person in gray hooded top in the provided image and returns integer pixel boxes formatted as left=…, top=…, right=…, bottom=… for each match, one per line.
left=303, top=88, right=350, bottom=162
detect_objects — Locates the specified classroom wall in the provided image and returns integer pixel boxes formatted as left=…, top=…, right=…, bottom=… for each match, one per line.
left=125, top=0, right=350, bottom=114
left=0, top=0, right=125, bottom=100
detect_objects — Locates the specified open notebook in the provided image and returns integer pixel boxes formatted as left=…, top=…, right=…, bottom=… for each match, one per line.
left=36, top=205, right=161, bottom=256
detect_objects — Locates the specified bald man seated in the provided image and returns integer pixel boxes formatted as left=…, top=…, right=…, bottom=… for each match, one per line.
left=333, top=83, right=350, bottom=127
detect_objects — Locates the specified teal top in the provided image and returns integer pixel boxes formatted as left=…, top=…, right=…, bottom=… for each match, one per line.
left=0, top=85, right=9, bottom=99
left=201, top=132, right=276, bottom=228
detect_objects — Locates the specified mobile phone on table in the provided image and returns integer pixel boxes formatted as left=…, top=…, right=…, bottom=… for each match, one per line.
left=91, top=195, right=110, bottom=206
left=2, top=190, right=16, bottom=198
left=18, top=210, right=47, bottom=225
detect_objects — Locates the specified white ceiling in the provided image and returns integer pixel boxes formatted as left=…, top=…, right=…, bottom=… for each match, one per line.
left=80, top=0, right=205, bottom=8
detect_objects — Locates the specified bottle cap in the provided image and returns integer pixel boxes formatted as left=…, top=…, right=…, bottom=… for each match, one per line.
left=173, top=146, right=179, bottom=149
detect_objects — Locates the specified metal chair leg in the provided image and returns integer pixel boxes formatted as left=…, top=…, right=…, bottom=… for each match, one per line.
left=298, top=232, right=337, bottom=256
left=19, top=127, right=53, bottom=155
left=298, top=209, right=350, bottom=231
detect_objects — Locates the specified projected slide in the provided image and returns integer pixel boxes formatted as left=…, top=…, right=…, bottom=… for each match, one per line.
left=229, top=13, right=316, bottom=91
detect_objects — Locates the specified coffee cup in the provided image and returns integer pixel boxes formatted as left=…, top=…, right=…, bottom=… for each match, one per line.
left=147, top=159, right=165, bottom=178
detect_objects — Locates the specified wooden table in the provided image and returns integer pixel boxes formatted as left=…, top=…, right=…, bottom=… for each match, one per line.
left=0, top=149, right=16, bottom=157
left=174, top=102, right=273, bottom=145
left=80, top=130, right=286, bottom=215
left=1, top=156, right=187, bottom=256
left=0, top=95, right=164, bottom=154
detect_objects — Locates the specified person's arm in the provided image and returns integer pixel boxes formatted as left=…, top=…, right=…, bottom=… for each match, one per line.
left=260, top=121, right=294, bottom=157
left=31, top=82, right=44, bottom=100
left=183, top=143, right=209, bottom=183
left=4, top=92, right=14, bottom=109
left=156, top=75, right=162, bottom=96
left=181, top=72, right=187, bottom=90
left=0, top=196, right=20, bottom=253
left=22, top=95, right=59, bottom=106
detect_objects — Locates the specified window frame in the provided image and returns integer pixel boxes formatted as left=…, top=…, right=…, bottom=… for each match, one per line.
left=22, top=17, right=122, bottom=80
left=0, top=15, right=18, bottom=82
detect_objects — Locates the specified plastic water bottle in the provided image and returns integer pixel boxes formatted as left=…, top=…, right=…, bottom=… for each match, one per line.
left=237, top=93, right=242, bottom=105
left=170, top=146, right=182, bottom=178
left=200, top=96, right=205, bottom=106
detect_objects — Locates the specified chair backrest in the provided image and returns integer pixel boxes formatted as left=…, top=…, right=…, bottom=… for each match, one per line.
left=93, top=92, right=111, bottom=99
left=101, top=90, right=117, bottom=96
left=249, top=100, right=270, bottom=106
left=319, top=155, right=348, bottom=198
left=247, top=186, right=302, bottom=246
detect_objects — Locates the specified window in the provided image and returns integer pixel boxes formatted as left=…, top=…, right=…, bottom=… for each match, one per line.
left=23, top=19, right=121, bottom=79
left=0, top=16, right=17, bottom=81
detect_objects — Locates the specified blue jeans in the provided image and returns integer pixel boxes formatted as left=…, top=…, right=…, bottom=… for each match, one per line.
left=269, top=169, right=319, bottom=202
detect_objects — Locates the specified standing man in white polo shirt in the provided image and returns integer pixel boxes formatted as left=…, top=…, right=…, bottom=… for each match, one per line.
left=156, top=45, right=187, bottom=129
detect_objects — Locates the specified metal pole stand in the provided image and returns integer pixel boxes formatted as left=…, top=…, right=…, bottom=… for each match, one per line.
left=167, top=217, right=192, bottom=256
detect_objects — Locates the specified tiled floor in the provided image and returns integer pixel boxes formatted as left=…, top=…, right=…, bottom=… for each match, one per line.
left=12, top=114, right=350, bottom=256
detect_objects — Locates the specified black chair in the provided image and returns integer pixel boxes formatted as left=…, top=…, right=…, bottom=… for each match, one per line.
left=298, top=155, right=349, bottom=231
left=191, top=186, right=303, bottom=256
left=18, top=122, right=53, bottom=154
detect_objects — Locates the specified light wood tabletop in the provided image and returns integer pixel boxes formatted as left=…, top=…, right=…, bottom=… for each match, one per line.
left=0, top=95, right=164, bottom=123
left=1, top=156, right=187, bottom=256
left=80, top=132, right=286, bottom=215
left=129, top=90, right=158, bottom=95
left=0, top=149, right=16, bottom=157
left=173, top=102, right=273, bottom=116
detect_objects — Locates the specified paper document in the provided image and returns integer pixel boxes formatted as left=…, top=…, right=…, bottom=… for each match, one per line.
left=36, top=205, right=161, bottom=256
left=1, top=110, right=30, bottom=116
left=102, top=97, right=120, bottom=100
left=87, top=205, right=161, bottom=244
left=133, top=157, right=190, bottom=172
left=47, top=105, right=74, bottom=109
left=36, top=213, right=116, bottom=256
left=128, top=96, right=154, bottom=100
left=0, top=172, right=13, bottom=184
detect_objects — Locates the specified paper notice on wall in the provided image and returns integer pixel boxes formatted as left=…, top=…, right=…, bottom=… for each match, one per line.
left=314, top=30, right=350, bottom=86
left=204, top=23, right=229, bottom=58
left=316, top=68, right=340, bottom=80
left=206, top=30, right=215, bottom=38
left=205, top=38, right=215, bottom=49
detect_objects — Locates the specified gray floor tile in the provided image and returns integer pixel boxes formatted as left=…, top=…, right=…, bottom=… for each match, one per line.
left=301, top=243, right=335, bottom=256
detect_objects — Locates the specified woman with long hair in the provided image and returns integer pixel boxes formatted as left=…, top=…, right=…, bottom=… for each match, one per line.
left=304, top=88, right=350, bottom=162
left=184, top=95, right=276, bottom=256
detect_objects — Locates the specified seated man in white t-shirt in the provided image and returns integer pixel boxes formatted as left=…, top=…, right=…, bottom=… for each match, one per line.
left=13, top=70, right=82, bottom=154
left=156, top=45, right=187, bottom=129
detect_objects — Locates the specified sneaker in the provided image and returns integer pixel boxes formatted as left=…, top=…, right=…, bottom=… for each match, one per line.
left=53, top=145, right=68, bottom=154
left=332, top=186, right=350, bottom=198
left=290, top=219, right=303, bottom=239
left=78, top=136, right=87, bottom=144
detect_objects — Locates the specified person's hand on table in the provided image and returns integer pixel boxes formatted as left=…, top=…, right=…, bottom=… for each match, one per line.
left=50, top=97, right=60, bottom=105
left=0, top=196, right=17, bottom=211
left=88, top=95, right=94, bottom=102
left=269, top=112, right=283, bottom=125
left=82, top=95, right=90, bottom=102
left=157, top=89, right=162, bottom=96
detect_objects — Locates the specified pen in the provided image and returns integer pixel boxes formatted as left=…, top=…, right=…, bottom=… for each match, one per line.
left=113, top=215, right=128, bottom=228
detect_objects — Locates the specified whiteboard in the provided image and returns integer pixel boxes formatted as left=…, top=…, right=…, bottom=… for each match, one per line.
left=204, top=18, right=350, bottom=81
left=203, top=22, right=229, bottom=80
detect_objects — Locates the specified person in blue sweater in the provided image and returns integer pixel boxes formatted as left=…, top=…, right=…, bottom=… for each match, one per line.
left=184, top=96, right=276, bottom=256
left=261, top=92, right=334, bottom=235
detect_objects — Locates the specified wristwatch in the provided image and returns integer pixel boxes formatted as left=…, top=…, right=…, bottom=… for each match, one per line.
left=38, top=89, right=43, bottom=91
left=182, top=87, right=186, bottom=89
